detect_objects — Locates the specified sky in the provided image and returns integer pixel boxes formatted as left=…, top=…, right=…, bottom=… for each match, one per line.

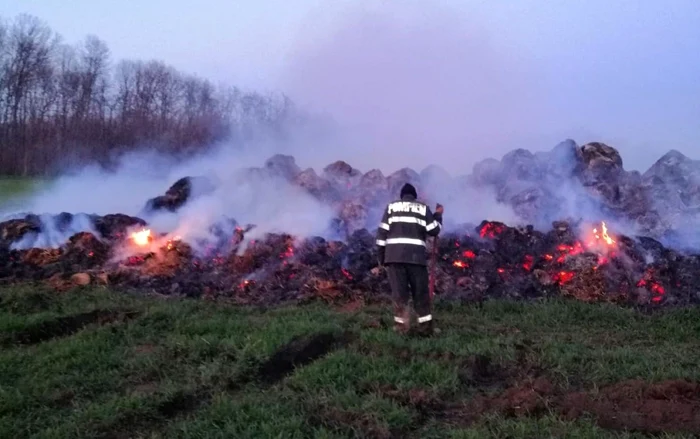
left=2, top=0, right=700, bottom=174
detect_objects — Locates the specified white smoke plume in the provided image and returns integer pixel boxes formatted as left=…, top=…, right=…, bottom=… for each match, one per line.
left=1, top=141, right=336, bottom=252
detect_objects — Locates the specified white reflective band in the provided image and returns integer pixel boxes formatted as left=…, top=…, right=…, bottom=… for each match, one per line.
left=376, top=239, right=386, bottom=246
left=394, top=316, right=406, bottom=323
left=426, top=221, right=441, bottom=231
left=417, top=314, right=432, bottom=323
left=388, top=216, right=426, bottom=226
left=379, top=223, right=390, bottom=230
left=386, top=238, right=426, bottom=246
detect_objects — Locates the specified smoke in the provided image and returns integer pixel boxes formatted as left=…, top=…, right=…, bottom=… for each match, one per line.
left=3, top=2, right=698, bottom=253
left=2, top=140, right=336, bottom=253
left=280, top=2, right=550, bottom=175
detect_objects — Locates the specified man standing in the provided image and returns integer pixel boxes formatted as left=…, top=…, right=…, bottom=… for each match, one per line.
left=376, top=183, right=444, bottom=336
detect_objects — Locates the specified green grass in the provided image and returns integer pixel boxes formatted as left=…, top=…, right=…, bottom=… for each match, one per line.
left=1, top=285, right=699, bottom=438
left=0, top=177, right=42, bottom=206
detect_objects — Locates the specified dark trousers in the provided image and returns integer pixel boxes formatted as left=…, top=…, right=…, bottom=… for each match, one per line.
left=386, top=263, right=431, bottom=324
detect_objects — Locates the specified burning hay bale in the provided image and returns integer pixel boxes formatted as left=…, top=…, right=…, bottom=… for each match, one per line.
left=3, top=139, right=700, bottom=308
left=0, top=210, right=698, bottom=308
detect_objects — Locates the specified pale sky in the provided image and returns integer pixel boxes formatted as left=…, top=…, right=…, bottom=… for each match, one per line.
left=2, top=0, right=700, bottom=173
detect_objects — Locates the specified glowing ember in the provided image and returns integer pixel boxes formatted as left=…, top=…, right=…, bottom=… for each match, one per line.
left=480, top=222, right=504, bottom=238
left=553, top=271, right=575, bottom=284
left=130, top=229, right=151, bottom=246
left=637, top=277, right=666, bottom=302
left=453, top=260, right=467, bottom=268
left=522, top=254, right=534, bottom=271
left=341, top=268, right=353, bottom=280
left=463, top=250, right=476, bottom=259
left=556, top=242, right=584, bottom=263
left=281, top=246, right=294, bottom=259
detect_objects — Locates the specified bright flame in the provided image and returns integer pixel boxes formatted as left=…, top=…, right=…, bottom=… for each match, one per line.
left=592, top=221, right=615, bottom=245
left=166, top=235, right=182, bottom=250
left=131, top=229, right=151, bottom=246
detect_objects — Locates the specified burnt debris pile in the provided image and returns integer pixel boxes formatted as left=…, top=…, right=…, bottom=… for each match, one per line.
left=1, top=139, right=700, bottom=307
left=1, top=214, right=699, bottom=307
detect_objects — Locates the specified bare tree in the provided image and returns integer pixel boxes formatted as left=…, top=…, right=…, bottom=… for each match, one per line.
left=0, top=13, right=298, bottom=176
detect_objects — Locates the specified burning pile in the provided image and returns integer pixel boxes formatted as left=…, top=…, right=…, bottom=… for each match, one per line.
left=2, top=139, right=700, bottom=307
left=0, top=211, right=698, bottom=307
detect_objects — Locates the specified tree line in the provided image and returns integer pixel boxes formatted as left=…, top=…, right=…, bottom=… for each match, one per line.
left=0, top=13, right=298, bottom=176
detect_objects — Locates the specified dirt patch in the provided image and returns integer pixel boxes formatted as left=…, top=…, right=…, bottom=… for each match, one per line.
left=445, top=376, right=700, bottom=435
left=307, top=406, right=395, bottom=439
left=99, top=390, right=206, bottom=439
left=156, top=391, right=202, bottom=417
left=560, top=379, right=700, bottom=435
left=458, top=354, right=512, bottom=388
left=256, top=330, right=354, bottom=384
left=2, top=309, right=139, bottom=346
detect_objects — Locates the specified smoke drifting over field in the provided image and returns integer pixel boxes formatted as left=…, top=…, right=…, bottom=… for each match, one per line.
left=282, top=3, right=549, bottom=174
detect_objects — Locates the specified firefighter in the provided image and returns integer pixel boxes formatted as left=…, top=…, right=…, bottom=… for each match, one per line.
left=376, top=183, right=443, bottom=336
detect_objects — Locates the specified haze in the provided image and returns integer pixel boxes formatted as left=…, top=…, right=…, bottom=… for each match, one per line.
left=7, top=0, right=699, bottom=174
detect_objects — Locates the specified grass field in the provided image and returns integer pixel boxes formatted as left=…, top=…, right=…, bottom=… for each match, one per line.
left=1, top=285, right=700, bottom=438
left=0, top=177, right=41, bottom=206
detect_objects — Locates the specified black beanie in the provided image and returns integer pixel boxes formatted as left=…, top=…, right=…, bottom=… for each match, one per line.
left=400, top=183, right=417, bottom=198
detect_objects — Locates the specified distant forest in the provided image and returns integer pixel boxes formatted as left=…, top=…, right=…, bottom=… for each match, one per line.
left=0, top=13, right=299, bottom=176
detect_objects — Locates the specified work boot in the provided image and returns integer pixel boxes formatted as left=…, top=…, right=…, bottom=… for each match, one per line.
left=392, top=309, right=410, bottom=335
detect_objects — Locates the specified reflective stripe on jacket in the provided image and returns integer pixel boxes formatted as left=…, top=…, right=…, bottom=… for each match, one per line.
left=376, top=194, right=442, bottom=265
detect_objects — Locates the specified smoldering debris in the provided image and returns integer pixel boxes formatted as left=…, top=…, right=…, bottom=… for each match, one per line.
left=1, top=139, right=700, bottom=307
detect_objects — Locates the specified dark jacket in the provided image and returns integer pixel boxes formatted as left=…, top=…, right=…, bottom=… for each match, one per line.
left=375, top=194, right=442, bottom=265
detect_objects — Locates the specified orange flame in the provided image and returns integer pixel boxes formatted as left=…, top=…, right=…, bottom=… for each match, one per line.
left=166, top=235, right=182, bottom=250
left=593, top=221, right=615, bottom=245
left=131, top=228, right=151, bottom=246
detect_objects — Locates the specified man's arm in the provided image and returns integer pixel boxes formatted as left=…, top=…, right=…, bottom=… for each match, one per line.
left=425, top=203, right=443, bottom=237
left=376, top=208, right=389, bottom=264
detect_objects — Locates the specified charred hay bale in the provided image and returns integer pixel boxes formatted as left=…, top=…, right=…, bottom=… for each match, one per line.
left=323, top=160, right=362, bottom=189
left=471, top=158, right=502, bottom=186
left=354, top=169, right=390, bottom=206
left=137, top=241, right=193, bottom=278
left=387, top=168, right=421, bottom=196
left=338, top=200, right=368, bottom=236
left=294, top=168, right=341, bottom=202
left=143, top=176, right=216, bottom=214
left=20, top=247, right=62, bottom=266
left=0, top=215, right=41, bottom=248
left=297, top=237, right=335, bottom=267
left=670, top=255, right=700, bottom=304
left=230, top=233, right=295, bottom=274
left=343, top=229, right=377, bottom=278
left=559, top=266, right=610, bottom=303
left=577, top=142, right=623, bottom=171
left=490, top=224, right=548, bottom=266
left=500, top=149, right=544, bottom=182
left=508, top=187, right=563, bottom=225
left=265, top=154, right=301, bottom=180
left=62, top=232, right=110, bottom=268
left=92, top=214, right=146, bottom=240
